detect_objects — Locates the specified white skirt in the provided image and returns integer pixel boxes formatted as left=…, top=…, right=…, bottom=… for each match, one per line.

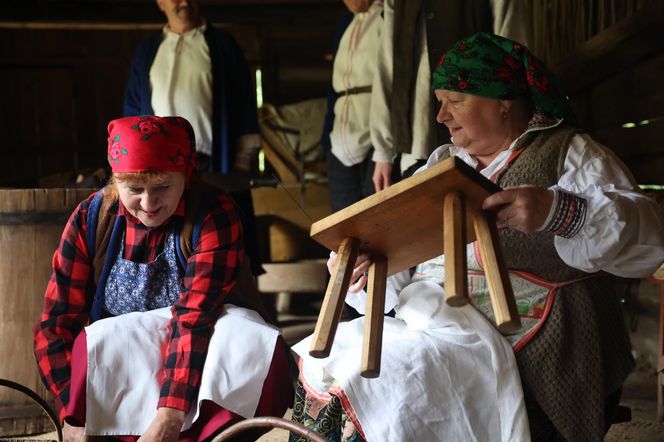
left=84, top=305, right=280, bottom=436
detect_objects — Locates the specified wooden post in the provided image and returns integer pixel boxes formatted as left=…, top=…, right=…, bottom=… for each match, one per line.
left=361, top=256, right=387, bottom=378
left=657, top=278, right=664, bottom=422
left=472, top=210, right=521, bottom=333
left=309, top=237, right=359, bottom=358
left=443, top=191, right=468, bottom=306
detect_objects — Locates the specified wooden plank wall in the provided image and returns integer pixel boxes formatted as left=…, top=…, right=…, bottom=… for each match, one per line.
left=3, top=0, right=663, bottom=187
left=0, top=0, right=345, bottom=187
left=553, top=2, right=664, bottom=185
left=0, top=26, right=144, bottom=187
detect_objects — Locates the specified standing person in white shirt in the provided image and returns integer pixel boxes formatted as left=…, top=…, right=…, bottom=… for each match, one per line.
left=327, top=0, right=384, bottom=212
left=124, top=0, right=260, bottom=175
left=124, top=0, right=264, bottom=275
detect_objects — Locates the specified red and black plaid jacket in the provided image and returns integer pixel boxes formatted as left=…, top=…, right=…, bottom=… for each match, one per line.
left=33, top=191, right=244, bottom=420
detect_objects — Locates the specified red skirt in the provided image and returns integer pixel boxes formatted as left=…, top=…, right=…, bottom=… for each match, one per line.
left=66, top=331, right=294, bottom=441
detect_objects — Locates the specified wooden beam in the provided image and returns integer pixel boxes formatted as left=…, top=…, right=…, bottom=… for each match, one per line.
left=553, top=2, right=664, bottom=94
left=0, top=2, right=345, bottom=27
left=586, top=53, right=664, bottom=130
left=619, top=155, right=664, bottom=185
left=257, top=260, right=328, bottom=294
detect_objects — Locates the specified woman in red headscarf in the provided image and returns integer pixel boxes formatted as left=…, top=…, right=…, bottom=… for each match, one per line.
left=33, top=116, right=293, bottom=442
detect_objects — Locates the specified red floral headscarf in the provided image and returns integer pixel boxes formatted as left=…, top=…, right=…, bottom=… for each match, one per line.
left=107, top=116, right=197, bottom=184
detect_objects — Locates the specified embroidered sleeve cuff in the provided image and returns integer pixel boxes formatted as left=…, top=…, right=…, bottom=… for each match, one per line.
left=543, top=189, right=588, bottom=238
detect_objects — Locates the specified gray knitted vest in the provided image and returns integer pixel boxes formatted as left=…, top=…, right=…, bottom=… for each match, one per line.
left=495, top=126, right=587, bottom=281
left=441, top=125, right=634, bottom=441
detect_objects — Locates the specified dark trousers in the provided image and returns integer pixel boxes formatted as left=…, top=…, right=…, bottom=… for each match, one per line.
left=326, top=150, right=377, bottom=213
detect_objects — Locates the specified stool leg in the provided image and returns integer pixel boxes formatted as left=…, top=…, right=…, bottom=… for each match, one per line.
left=444, top=191, right=468, bottom=306
left=361, top=256, right=387, bottom=378
left=472, top=210, right=521, bottom=333
left=310, top=237, right=359, bottom=358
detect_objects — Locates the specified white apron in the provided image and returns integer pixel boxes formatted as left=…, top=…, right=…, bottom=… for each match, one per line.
left=84, top=305, right=279, bottom=436
left=292, top=280, right=531, bottom=442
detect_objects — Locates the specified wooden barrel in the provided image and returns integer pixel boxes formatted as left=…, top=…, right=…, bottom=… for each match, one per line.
left=0, top=188, right=96, bottom=436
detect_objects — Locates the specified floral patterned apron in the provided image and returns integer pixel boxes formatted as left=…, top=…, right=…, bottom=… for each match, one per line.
left=103, top=230, right=180, bottom=315
left=412, top=243, right=595, bottom=351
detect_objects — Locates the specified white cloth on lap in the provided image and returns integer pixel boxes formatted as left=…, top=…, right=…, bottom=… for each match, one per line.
left=293, top=280, right=530, bottom=442
left=85, top=305, right=279, bottom=435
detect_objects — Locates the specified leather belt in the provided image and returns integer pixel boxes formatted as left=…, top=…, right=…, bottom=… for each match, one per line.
left=337, top=86, right=372, bottom=96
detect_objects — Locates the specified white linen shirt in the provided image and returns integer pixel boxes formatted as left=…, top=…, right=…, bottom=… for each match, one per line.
left=329, top=1, right=383, bottom=167
left=150, top=24, right=214, bottom=156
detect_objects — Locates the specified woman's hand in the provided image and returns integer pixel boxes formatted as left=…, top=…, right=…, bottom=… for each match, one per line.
left=372, top=162, right=393, bottom=192
left=327, top=251, right=373, bottom=293
left=138, top=407, right=185, bottom=442
left=63, top=422, right=89, bottom=442
left=482, top=185, right=554, bottom=233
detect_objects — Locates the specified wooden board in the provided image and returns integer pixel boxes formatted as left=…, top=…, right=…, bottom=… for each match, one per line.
left=310, top=157, right=501, bottom=276
left=0, top=188, right=95, bottom=430
left=257, top=260, right=328, bottom=293
left=252, top=181, right=331, bottom=261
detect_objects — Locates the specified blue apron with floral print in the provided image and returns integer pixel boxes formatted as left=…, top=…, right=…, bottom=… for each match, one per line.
left=103, top=230, right=181, bottom=316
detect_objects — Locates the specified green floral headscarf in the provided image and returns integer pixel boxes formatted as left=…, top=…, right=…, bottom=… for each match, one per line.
left=432, top=32, right=576, bottom=124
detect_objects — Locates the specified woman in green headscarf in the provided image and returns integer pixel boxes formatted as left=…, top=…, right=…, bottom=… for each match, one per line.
left=289, top=33, right=664, bottom=442
left=424, top=32, right=664, bottom=441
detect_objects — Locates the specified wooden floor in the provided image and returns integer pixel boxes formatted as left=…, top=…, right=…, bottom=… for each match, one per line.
left=605, top=371, right=664, bottom=442
left=3, top=372, right=661, bottom=442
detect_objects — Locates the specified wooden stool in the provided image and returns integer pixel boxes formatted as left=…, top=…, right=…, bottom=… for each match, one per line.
left=308, top=158, right=521, bottom=378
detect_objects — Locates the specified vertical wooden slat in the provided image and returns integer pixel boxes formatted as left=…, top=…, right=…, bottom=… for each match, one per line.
left=657, top=280, right=664, bottom=421
left=0, top=188, right=93, bottom=420
left=31, top=189, right=66, bottom=402
left=0, top=190, right=38, bottom=409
